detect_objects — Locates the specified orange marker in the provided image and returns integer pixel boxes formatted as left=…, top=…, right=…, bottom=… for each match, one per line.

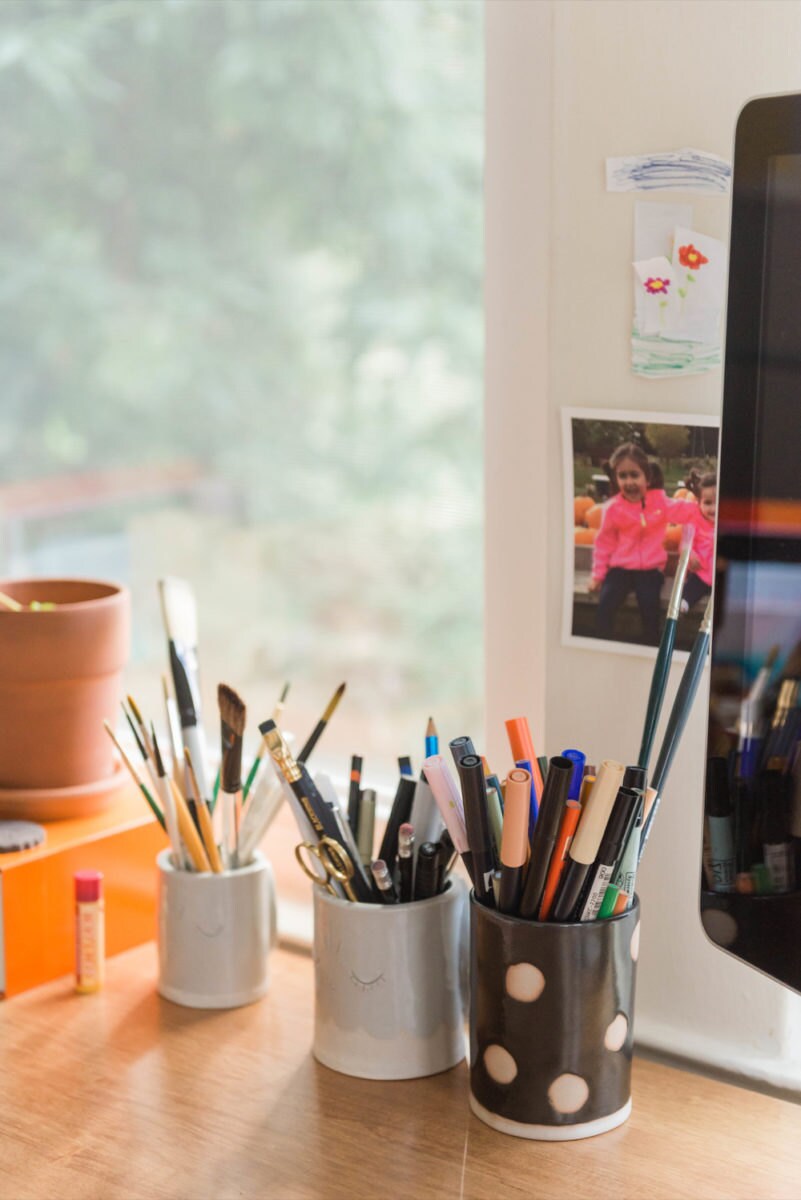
left=538, top=800, right=582, bottom=920
left=497, top=768, right=532, bottom=914
left=505, top=717, right=545, bottom=801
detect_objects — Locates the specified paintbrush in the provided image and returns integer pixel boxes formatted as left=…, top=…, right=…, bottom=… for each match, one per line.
left=242, top=681, right=291, bottom=802
left=124, top=696, right=161, bottom=793
left=637, top=524, right=695, bottom=771
left=161, top=673, right=186, bottom=796
left=218, top=683, right=246, bottom=868
left=158, top=577, right=211, bottom=803
left=639, top=596, right=713, bottom=861
left=103, top=720, right=165, bottom=831
left=184, top=747, right=223, bottom=873
left=149, top=723, right=184, bottom=868
left=297, top=682, right=346, bottom=764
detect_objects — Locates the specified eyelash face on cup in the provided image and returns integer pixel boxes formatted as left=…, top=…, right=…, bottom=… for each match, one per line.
left=349, top=970, right=386, bottom=992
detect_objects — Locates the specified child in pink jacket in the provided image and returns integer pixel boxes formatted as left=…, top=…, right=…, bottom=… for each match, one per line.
left=589, top=443, right=698, bottom=644
left=678, top=471, right=716, bottom=613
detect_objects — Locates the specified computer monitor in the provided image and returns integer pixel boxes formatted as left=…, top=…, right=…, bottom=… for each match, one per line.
left=703, top=92, right=801, bottom=991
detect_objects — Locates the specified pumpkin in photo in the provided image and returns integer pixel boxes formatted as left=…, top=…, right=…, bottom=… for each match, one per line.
left=574, top=495, right=594, bottom=525
left=673, top=487, right=696, bottom=501
left=663, top=524, right=682, bottom=550
left=574, top=526, right=596, bottom=545
left=585, top=503, right=604, bottom=530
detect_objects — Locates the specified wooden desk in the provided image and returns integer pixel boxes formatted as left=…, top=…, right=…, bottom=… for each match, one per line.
left=1, top=944, right=798, bottom=1200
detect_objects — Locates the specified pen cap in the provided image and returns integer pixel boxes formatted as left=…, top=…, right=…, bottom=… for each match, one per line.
left=423, top=754, right=468, bottom=853
left=622, top=765, right=647, bottom=793
left=570, top=759, right=625, bottom=865
left=449, top=735, right=475, bottom=765
left=500, top=768, right=531, bottom=868
left=536, top=756, right=574, bottom=837
left=597, top=787, right=641, bottom=861
left=705, top=756, right=732, bottom=819
left=561, top=749, right=586, bottom=800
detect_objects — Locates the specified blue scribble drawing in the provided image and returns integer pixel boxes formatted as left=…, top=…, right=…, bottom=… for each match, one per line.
left=607, top=149, right=731, bottom=194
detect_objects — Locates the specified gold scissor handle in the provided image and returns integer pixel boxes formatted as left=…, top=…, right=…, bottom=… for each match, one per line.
left=317, top=837, right=357, bottom=903
left=295, top=841, right=338, bottom=896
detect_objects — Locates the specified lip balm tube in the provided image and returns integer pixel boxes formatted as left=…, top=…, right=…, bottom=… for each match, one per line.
left=75, top=870, right=104, bottom=994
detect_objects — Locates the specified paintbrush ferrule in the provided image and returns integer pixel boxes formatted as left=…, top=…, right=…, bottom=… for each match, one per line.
left=667, top=526, right=695, bottom=621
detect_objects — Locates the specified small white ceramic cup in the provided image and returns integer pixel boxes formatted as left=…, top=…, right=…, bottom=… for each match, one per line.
left=312, top=875, right=468, bottom=1080
left=157, top=849, right=277, bottom=1009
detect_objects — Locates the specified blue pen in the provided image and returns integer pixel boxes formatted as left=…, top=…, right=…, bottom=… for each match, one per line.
left=561, top=748, right=586, bottom=801
left=515, top=757, right=538, bottom=835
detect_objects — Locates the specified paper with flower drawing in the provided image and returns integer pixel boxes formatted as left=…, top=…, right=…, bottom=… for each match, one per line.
left=630, top=202, right=726, bottom=377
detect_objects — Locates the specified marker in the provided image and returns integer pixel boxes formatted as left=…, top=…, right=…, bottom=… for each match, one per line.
left=497, top=768, right=531, bottom=914
left=357, top=788, right=376, bottom=869
left=456, top=753, right=497, bottom=904
left=706, top=757, right=736, bottom=893
left=486, top=783, right=504, bottom=860
left=538, top=800, right=581, bottom=921
left=561, top=749, right=586, bottom=801
left=551, top=760, right=625, bottom=922
left=347, top=755, right=363, bottom=836
left=518, top=755, right=574, bottom=919
left=413, top=842, right=441, bottom=900
left=449, top=735, right=475, bottom=767
left=579, top=786, right=641, bottom=921
left=505, top=717, right=545, bottom=817
left=398, top=755, right=414, bottom=778
left=515, top=758, right=538, bottom=836
left=597, top=883, right=620, bottom=920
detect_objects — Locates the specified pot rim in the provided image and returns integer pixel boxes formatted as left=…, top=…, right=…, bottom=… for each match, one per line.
left=0, top=578, right=128, bottom=613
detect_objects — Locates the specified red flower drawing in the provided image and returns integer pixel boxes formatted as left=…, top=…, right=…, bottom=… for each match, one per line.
left=644, top=277, right=670, bottom=295
left=678, top=244, right=709, bottom=270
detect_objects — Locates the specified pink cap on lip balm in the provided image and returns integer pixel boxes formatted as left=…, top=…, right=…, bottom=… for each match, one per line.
left=74, top=870, right=103, bottom=903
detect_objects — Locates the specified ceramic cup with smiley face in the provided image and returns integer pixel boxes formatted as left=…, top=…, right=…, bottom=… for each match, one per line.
left=157, top=848, right=277, bottom=1008
left=312, top=875, right=468, bottom=1079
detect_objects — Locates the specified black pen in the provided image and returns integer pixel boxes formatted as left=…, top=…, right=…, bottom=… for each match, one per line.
left=449, top=735, right=475, bottom=767
left=456, top=753, right=496, bottom=905
left=579, top=787, right=641, bottom=920
left=414, top=842, right=441, bottom=900
left=518, top=755, right=574, bottom=919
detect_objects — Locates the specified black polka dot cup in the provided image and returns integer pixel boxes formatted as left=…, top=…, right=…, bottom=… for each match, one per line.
left=470, top=893, right=640, bottom=1140
left=312, top=876, right=468, bottom=1079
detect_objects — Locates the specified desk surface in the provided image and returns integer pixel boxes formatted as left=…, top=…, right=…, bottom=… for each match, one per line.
left=1, top=944, right=798, bottom=1200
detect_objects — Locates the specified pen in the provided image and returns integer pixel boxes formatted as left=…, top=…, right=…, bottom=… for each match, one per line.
left=414, top=842, right=441, bottom=900
left=537, top=799, right=581, bottom=921
left=456, top=753, right=497, bottom=904
left=497, top=768, right=531, bottom=914
left=518, top=755, right=574, bottom=919
left=505, top=716, right=545, bottom=817
left=579, top=787, right=641, bottom=921
left=347, top=754, right=363, bottom=835
left=561, top=749, right=586, bottom=801
left=551, top=759, right=625, bottom=922
left=449, top=735, right=475, bottom=767
left=398, top=755, right=414, bottom=778
left=357, top=788, right=376, bottom=870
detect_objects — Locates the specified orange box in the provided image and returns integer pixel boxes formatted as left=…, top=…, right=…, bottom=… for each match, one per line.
left=0, top=785, right=167, bottom=997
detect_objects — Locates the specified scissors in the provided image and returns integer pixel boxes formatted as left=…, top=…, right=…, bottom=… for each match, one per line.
left=295, top=836, right=358, bottom=902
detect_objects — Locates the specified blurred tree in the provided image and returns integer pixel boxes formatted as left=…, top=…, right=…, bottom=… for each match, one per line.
left=644, top=424, right=690, bottom=471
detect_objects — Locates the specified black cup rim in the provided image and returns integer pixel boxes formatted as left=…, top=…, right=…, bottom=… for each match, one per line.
left=469, top=888, right=639, bottom=929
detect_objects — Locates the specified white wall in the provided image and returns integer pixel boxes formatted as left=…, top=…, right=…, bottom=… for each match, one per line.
left=486, top=0, right=801, bottom=1088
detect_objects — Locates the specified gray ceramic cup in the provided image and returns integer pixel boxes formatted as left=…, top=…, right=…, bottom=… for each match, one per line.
left=470, top=893, right=640, bottom=1140
left=313, top=876, right=468, bottom=1079
left=157, top=849, right=277, bottom=1009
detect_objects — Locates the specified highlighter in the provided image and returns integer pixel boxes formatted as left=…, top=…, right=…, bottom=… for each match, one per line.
left=550, top=759, right=625, bottom=922
left=497, top=768, right=531, bottom=914
left=518, top=755, right=574, bottom=919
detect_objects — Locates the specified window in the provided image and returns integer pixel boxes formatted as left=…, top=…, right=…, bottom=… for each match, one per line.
left=1, top=0, right=484, bottom=924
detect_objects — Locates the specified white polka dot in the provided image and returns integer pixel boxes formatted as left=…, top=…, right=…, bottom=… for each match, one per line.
left=630, top=920, right=641, bottom=962
left=604, top=1013, right=628, bottom=1051
left=548, top=1072, right=589, bottom=1114
left=701, top=908, right=738, bottom=948
left=505, top=962, right=545, bottom=1003
left=483, top=1044, right=518, bottom=1085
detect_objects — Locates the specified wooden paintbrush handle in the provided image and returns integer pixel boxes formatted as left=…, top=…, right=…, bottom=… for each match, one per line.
left=170, top=780, right=211, bottom=872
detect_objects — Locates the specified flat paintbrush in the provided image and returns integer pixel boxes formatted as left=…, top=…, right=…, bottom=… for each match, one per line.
left=218, top=683, right=246, bottom=869
left=637, top=524, right=695, bottom=771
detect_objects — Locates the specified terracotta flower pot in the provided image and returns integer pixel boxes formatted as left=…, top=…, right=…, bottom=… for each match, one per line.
left=0, top=579, right=130, bottom=794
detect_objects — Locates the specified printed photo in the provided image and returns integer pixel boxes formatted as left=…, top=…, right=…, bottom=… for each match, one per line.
left=562, top=408, right=719, bottom=656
